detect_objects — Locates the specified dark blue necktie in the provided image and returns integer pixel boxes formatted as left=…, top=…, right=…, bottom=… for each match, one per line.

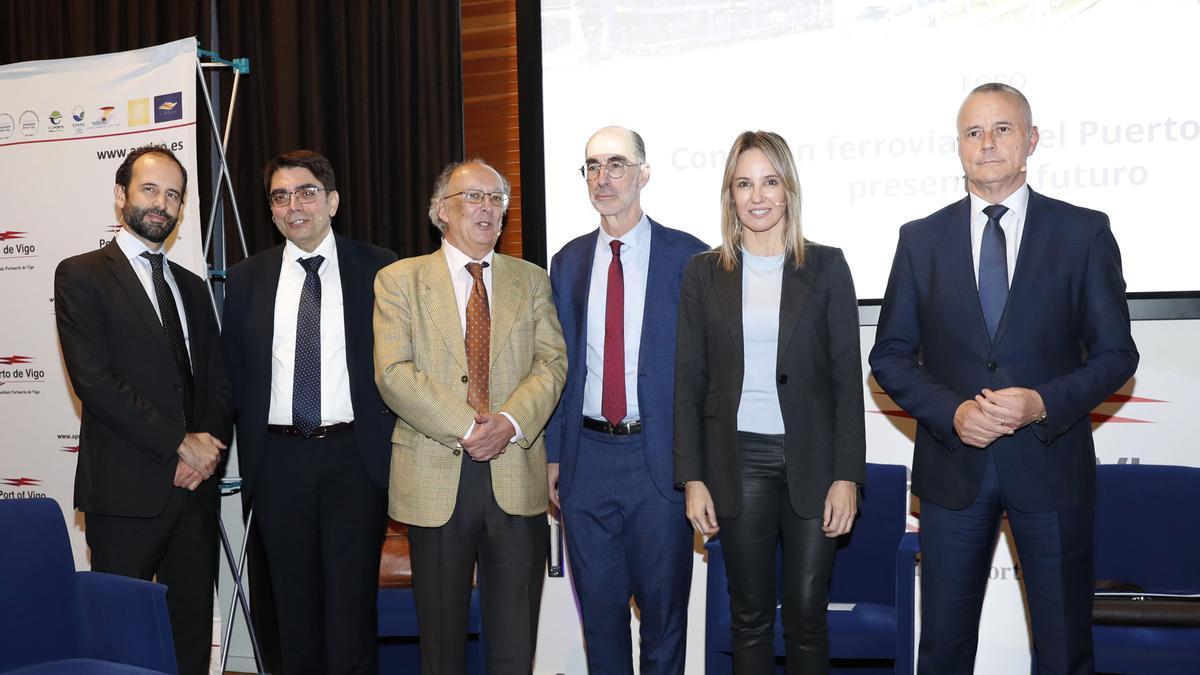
left=979, top=204, right=1010, bottom=338
left=293, top=255, right=324, bottom=435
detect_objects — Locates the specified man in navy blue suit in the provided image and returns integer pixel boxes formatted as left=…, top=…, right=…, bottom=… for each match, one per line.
left=547, top=126, right=707, bottom=674
left=870, top=84, right=1139, bottom=674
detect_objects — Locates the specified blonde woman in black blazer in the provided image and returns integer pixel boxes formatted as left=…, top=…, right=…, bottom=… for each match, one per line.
left=674, top=130, right=866, bottom=674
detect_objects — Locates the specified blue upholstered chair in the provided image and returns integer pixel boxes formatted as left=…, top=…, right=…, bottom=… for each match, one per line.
left=705, top=463, right=918, bottom=674
left=1090, top=463, right=1200, bottom=675
left=0, top=497, right=176, bottom=674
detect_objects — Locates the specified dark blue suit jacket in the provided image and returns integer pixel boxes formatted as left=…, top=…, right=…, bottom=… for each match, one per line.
left=869, top=189, right=1139, bottom=512
left=222, top=233, right=398, bottom=501
left=546, top=218, right=707, bottom=503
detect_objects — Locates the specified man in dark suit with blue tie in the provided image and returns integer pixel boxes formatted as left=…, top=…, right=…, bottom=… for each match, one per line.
left=222, top=150, right=397, bottom=674
left=870, top=84, right=1139, bottom=674
left=546, top=126, right=707, bottom=674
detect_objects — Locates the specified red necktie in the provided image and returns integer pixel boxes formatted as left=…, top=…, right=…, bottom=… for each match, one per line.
left=601, top=240, right=626, bottom=427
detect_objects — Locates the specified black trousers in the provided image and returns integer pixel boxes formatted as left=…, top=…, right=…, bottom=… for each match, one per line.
left=253, top=428, right=388, bottom=675
left=86, top=482, right=219, bottom=675
left=408, top=454, right=549, bottom=675
left=719, top=431, right=837, bottom=675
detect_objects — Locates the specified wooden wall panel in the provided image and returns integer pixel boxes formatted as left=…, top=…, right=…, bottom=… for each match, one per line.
left=461, top=0, right=523, bottom=257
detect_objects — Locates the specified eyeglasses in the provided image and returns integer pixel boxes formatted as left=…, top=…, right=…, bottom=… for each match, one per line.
left=445, top=190, right=510, bottom=208
left=580, top=160, right=642, bottom=181
left=268, top=186, right=327, bottom=208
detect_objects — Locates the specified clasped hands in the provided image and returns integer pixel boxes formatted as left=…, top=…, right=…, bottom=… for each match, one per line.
left=459, top=413, right=516, bottom=462
left=954, top=387, right=1045, bottom=448
left=175, top=432, right=226, bottom=491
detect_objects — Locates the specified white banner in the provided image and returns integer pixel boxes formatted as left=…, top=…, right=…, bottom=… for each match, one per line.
left=0, top=37, right=203, bottom=568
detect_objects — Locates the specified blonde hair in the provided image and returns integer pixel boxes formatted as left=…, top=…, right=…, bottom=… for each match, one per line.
left=718, top=130, right=805, bottom=270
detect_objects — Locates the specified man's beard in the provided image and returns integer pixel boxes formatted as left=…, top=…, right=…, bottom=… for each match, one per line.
left=123, top=203, right=178, bottom=243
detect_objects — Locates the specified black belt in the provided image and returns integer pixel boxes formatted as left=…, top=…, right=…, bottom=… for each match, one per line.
left=582, top=417, right=642, bottom=436
left=267, top=421, right=354, bottom=438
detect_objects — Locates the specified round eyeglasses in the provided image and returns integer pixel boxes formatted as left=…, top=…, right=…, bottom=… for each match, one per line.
left=580, top=160, right=642, bottom=181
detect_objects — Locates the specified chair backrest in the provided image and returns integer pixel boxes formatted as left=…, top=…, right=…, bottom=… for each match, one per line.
left=1094, top=464, right=1200, bottom=594
left=0, top=497, right=85, bottom=668
left=828, top=463, right=907, bottom=606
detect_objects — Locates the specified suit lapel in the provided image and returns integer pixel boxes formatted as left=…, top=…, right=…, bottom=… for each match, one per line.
left=639, top=222, right=670, bottom=371
left=777, top=257, right=813, bottom=365
left=714, top=253, right=744, bottom=356
left=103, top=241, right=172, bottom=355
left=420, top=248, right=469, bottom=374
left=993, top=189, right=1052, bottom=345
left=567, top=232, right=598, bottom=369
left=251, top=247, right=284, bottom=403
left=489, top=254, right=527, bottom=366
left=945, top=198, right=993, bottom=348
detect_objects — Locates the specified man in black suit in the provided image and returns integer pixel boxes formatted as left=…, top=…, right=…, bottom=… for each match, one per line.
left=222, top=150, right=397, bottom=674
left=55, top=146, right=233, bottom=675
left=870, top=84, right=1139, bottom=674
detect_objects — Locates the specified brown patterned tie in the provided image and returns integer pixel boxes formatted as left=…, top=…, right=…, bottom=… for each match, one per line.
left=465, top=262, right=490, bottom=413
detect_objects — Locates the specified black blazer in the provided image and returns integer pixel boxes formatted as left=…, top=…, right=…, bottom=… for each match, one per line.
left=55, top=240, right=233, bottom=518
left=674, top=244, right=866, bottom=519
left=222, top=233, right=398, bottom=501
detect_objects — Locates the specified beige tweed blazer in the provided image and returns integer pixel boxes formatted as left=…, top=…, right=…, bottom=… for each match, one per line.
left=373, top=246, right=567, bottom=527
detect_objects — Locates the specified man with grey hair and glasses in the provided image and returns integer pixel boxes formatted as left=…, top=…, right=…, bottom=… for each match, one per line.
left=374, top=159, right=567, bottom=674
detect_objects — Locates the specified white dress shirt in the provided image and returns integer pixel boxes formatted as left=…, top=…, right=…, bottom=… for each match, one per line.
left=442, top=240, right=522, bottom=441
left=582, top=213, right=651, bottom=422
left=115, top=228, right=191, bottom=358
left=268, top=230, right=354, bottom=426
left=970, top=184, right=1029, bottom=287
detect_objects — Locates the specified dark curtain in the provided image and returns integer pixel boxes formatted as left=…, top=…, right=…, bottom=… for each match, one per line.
left=1, top=0, right=461, bottom=263
left=217, top=0, right=461, bottom=261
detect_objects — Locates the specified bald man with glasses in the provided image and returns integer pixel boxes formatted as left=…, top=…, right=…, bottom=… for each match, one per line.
left=546, top=126, right=708, bottom=674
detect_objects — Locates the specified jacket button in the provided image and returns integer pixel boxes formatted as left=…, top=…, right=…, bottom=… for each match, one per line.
left=461, top=375, right=469, bottom=383
left=986, top=362, right=997, bottom=371
left=777, top=374, right=789, bottom=385
left=453, top=448, right=461, bottom=456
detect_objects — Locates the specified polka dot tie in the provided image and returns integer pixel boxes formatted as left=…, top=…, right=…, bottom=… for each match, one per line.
left=140, top=251, right=193, bottom=427
left=465, top=262, right=490, bottom=413
left=293, top=255, right=324, bottom=436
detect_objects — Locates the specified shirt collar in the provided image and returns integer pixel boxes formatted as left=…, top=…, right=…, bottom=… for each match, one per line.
left=597, top=212, right=651, bottom=251
left=969, top=184, right=1029, bottom=223
left=115, top=226, right=159, bottom=261
left=442, top=239, right=495, bottom=272
left=283, top=229, right=337, bottom=269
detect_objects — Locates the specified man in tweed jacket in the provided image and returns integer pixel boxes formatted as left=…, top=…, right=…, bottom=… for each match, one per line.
left=374, top=159, right=567, bottom=674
